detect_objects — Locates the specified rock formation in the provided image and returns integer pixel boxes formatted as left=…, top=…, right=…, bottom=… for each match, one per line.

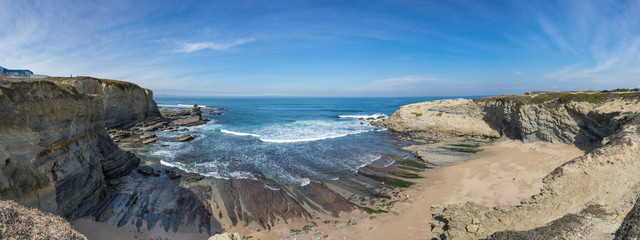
left=379, top=93, right=640, bottom=239
left=49, top=77, right=161, bottom=129
left=0, top=78, right=142, bottom=219
left=208, top=232, right=243, bottom=240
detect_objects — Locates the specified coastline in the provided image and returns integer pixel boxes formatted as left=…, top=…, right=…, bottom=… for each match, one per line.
left=232, top=140, right=584, bottom=239
left=3, top=77, right=639, bottom=239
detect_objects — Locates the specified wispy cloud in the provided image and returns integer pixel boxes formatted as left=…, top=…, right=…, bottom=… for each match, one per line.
left=510, top=0, right=640, bottom=87
left=175, top=39, right=254, bottom=53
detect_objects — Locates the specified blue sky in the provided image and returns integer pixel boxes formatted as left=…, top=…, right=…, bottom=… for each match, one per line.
left=1, top=0, right=639, bottom=97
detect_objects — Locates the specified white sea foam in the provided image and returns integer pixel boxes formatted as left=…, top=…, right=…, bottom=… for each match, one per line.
left=353, top=155, right=382, bottom=172
left=263, top=184, right=281, bottom=191
left=220, top=129, right=260, bottom=137
left=254, top=120, right=372, bottom=143
left=338, top=113, right=387, bottom=119
left=260, top=134, right=348, bottom=143
left=298, top=177, right=311, bottom=186
left=160, top=160, right=187, bottom=170
left=259, top=130, right=369, bottom=143
left=228, top=171, right=258, bottom=180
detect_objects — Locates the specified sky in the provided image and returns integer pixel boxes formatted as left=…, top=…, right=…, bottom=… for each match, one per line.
left=1, top=0, right=639, bottom=97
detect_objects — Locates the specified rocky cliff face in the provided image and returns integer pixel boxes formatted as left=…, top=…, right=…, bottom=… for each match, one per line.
left=50, top=77, right=160, bottom=129
left=0, top=78, right=140, bottom=219
left=379, top=94, right=640, bottom=239
left=376, top=99, right=500, bottom=141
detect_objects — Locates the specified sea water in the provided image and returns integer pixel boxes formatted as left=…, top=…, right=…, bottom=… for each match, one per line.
left=148, top=97, right=476, bottom=187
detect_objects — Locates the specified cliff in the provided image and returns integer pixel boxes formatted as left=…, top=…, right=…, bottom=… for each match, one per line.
left=378, top=92, right=640, bottom=239
left=49, top=77, right=161, bottom=129
left=0, top=78, right=141, bottom=218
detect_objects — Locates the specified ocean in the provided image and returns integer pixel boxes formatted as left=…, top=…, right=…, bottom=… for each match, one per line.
left=147, top=96, right=477, bottom=187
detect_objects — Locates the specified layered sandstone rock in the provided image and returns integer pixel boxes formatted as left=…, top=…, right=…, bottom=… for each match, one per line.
left=0, top=78, right=140, bottom=218
left=379, top=94, right=640, bottom=239
left=375, top=99, right=500, bottom=141
left=49, top=77, right=160, bottom=129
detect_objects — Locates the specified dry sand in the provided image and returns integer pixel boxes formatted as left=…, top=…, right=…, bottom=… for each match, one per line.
left=260, top=140, right=585, bottom=240
left=71, top=140, right=584, bottom=239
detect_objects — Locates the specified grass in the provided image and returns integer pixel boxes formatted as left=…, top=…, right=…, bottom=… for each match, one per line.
left=0, top=200, right=86, bottom=240
left=91, top=77, right=139, bottom=89
left=396, top=160, right=429, bottom=169
left=412, top=112, right=423, bottom=117
left=582, top=204, right=608, bottom=218
left=363, top=207, right=388, bottom=214
left=479, top=91, right=640, bottom=106
left=390, top=172, right=423, bottom=179
left=290, top=225, right=314, bottom=234
left=489, top=214, right=582, bottom=240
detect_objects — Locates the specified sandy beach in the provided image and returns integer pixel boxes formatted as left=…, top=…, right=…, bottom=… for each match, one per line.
left=249, top=140, right=586, bottom=240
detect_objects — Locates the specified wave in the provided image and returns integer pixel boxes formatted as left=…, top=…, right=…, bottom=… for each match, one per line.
left=338, top=113, right=387, bottom=119
left=228, top=171, right=258, bottom=180
left=160, top=160, right=187, bottom=171
left=263, top=184, right=281, bottom=191
left=353, top=155, right=382, bottom=172
left=253, top=120, right=373, bottom=143
left=259, top=130, right=369, bottom=143
left=220, top=129, right=260, bottom=137
left=298, top=177, right=311, bottom=186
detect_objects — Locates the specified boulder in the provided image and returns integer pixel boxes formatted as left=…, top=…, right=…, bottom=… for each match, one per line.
left=191, top=104, right=202, bottom=119
left=139, top=133, right=156, bottom=140
left=165, top=170, right=182, bottom=180
left=139, top=122, right=167, bottom=132
left=169, top=135, right=195, bottom=142
left=208, top=233, right=242, bottom=240
left=141, top=137, right=158, bottom=144
left=184, top=172, right=204, bottom=182
left=136, top=166, right=154, bottom=176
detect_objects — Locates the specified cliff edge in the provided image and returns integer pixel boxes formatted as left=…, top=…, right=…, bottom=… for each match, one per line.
left=378, top=93, right=640, bottom=239
left=0, top=78, right=144, bottom=219
left=49, top=77, right=161, bottom=129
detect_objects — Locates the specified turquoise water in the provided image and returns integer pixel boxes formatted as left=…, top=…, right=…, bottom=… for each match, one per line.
left=149, top=97, right=479, bottom=186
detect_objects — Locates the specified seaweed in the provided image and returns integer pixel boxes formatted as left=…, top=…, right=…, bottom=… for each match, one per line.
left=390, top=172, right=423, bottom=179
left=363, top=207, right=388, bottom=214
left=396, top=160, right=429, bottom=169
left=440, top=146, right=480, bottom=153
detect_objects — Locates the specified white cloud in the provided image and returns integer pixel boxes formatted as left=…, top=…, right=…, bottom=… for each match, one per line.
left=525, top=1, right=640, bottom=85
left=175, top=38, right=254, bottom=53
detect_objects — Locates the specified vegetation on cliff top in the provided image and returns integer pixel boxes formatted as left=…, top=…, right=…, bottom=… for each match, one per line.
left=479, top=91, right=640, bottom=105
left=91, top=77, right=140, bottom=89
left=0, top=200, right=86, bottom=240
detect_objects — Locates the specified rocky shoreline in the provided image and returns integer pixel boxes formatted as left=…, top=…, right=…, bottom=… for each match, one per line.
left=0, top=76, right=434, bottom=239
left=5, top=75, right=637, bottom=239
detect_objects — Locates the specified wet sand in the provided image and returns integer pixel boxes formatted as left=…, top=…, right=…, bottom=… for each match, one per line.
left=255, top=140, right=585, bottom=239
left=72, top=140, right=584, bottom=239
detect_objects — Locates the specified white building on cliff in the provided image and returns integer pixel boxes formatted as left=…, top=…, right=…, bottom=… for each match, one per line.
left=0, top=66, right=34, bottom=78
